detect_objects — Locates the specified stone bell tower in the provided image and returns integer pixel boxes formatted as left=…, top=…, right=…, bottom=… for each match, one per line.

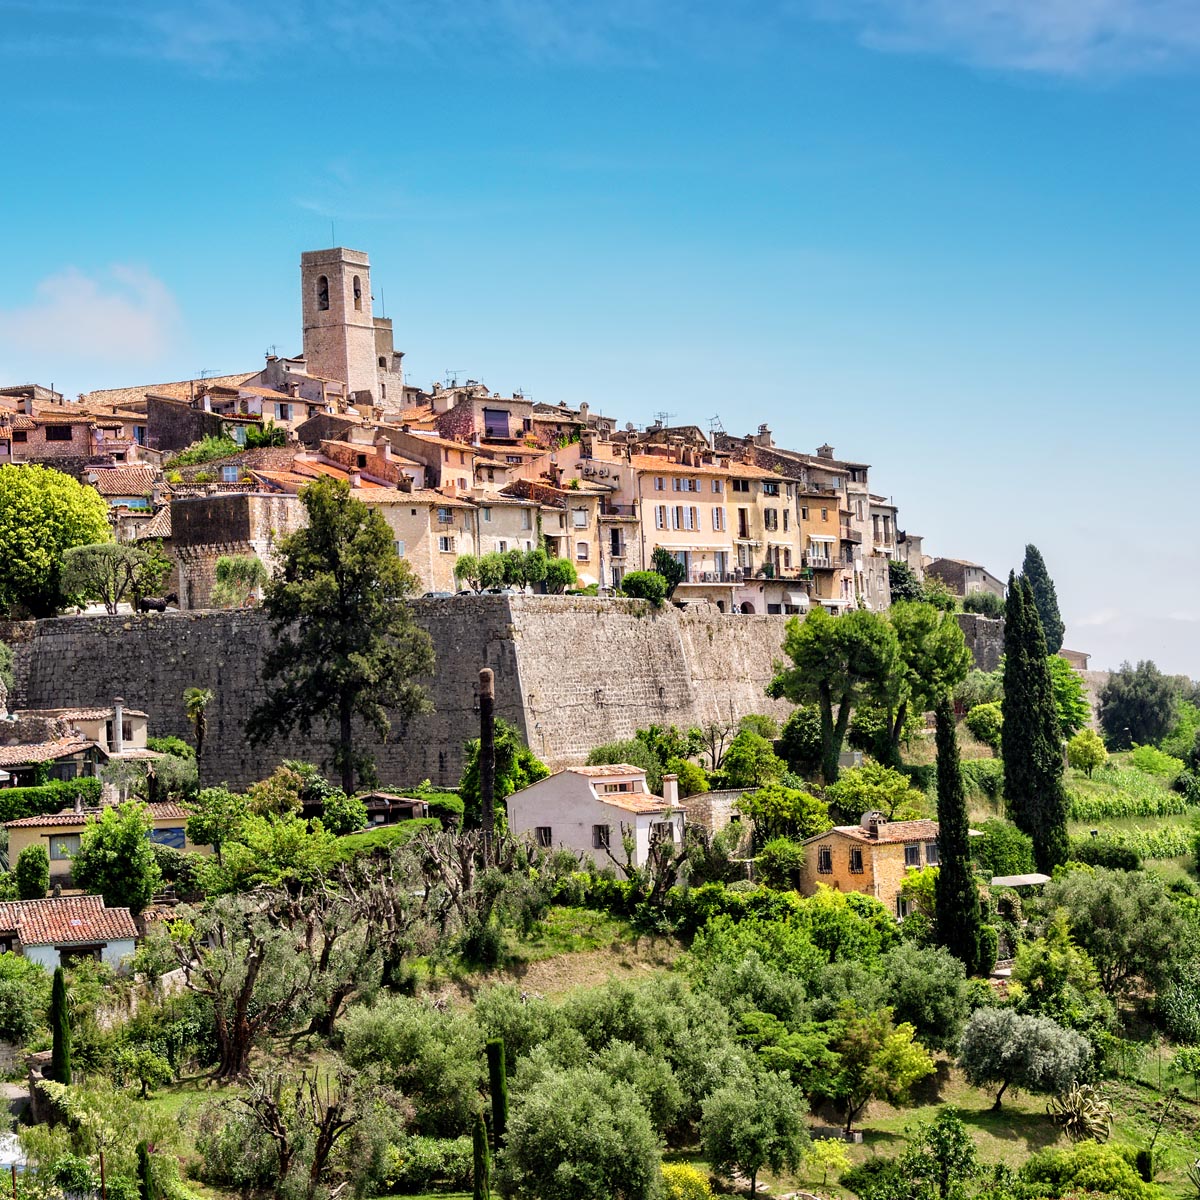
left=300, top=247, right=379, bottom=403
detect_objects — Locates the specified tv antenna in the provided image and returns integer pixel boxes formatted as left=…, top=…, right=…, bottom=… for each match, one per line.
left=653, top=410, right=676, bottom=427
left=708, top=414, right=725, bottom=435
left=444, top=369, right=465, bottom=388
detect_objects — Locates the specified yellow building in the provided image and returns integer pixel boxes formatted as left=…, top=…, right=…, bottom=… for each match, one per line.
left=6, top=802, right=211, bottom=887
left=800, top=815, right=941, bottom=918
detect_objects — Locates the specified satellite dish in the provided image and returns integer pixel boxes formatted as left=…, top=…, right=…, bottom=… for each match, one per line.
left=625, top=422, right=635, bottom=432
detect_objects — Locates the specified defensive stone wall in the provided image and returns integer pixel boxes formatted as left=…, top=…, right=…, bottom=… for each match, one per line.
left=10, top=598, right=793, bottom=791
left=956, top=613, right=1004, bottom=672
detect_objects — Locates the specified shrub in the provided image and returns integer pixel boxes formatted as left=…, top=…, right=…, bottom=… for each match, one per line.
left=662, top=1162, right=711, bottom=1200
left=1131, top=743, right=1185, bottom=780
left=588, top=739, right=662, bottom=794
left=960, top=759, right=1004, bottom=802
left=164, top=436, right=240, bottom=468
left=757, top=838, right=804, bottom=890
left=965, top=702, right=1003, bottom=751
left=666, top=757, right=709, bottom=797
left=0, top=777, right=102, bottom=823
left=1068, top=836, right=1141, bottom=871
left=544, top=558, right=578, bottom=594
left=384, top=1135, right=473, bottom=1192
left=1021, top=1141, right=1156, bottom=1200
left=963, top=592, right=1006, bottom=618
left=1160, top=963, right=1200, bottom=1044
left=826, top=761, right=925, bottom=821
left=146, top=736, right=194, bottom=760
left=1067, top=767, right=1194, bottom=820
left=978, top=925, right=999, bottom=976
left=620, top=571, right=669, bottom=604
left=973, top=820, right=1035, bottom=876
left=14, top=845, right=49, bottom=900
left=319, top=790, right=368, bottom=836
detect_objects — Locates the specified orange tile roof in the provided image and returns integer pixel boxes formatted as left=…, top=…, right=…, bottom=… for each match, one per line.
left=628, top=454, right=779, bottom=481
left=599, top=793, right=681, bottom=814
left=81, top=373, right=257, bottom=409
left=292, top=460, right=385, bottom=487
left=135, top=506, right=172, bottom=540
left=0, top=895, right=138, bottom=946
left=5, top=801, right=190, bottom=830
left=809, top=819, right=940, bottom=845
left=87, top=466, right=158, bottom=496
left=0, top=739, right=94, bottom=767
left=571, top=764, right=648, bottom=777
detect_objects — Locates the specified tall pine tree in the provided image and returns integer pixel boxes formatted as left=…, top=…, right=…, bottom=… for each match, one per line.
left=49, top=965, right=71, bottom=1084
left=1022, top=544, right=1065, bottom=655
left=1002, top=575, right=1069, bottom=872
left=934, top=694, right=982, bottom=974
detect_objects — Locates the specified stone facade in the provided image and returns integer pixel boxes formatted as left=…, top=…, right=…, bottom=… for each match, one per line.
left=11, top=598, right=793, bottom=791
left=171, top=493, right=308, bottom=609
left=956, top=613, right=1004, bottom=672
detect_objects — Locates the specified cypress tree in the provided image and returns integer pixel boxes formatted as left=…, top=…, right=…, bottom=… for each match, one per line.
left=472, top=1110, right=491, bottom=1200
left=934, top=695, right=982, bottom=974
left=486, top=1038, right=508, bottom=1149
left=48, top=965, right=71, bottom=1085
left=1020, top=577, right=1070, bottom=871
left=1022, top=544, right=1065, bottom=655
left=137, top=1141, right=158, bottom=1200
left=1001, top=574, right=1035, bottom=837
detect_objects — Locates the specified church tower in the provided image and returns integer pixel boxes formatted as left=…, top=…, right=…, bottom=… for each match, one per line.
left=300, top=247, right=379, bottom=403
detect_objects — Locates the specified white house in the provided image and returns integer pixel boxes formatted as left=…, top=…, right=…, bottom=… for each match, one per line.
left=506, top=764, right=686, bottom=873
left=0, top=895, right=139, bottom=971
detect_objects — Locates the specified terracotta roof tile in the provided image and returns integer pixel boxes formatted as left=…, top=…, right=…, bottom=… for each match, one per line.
left=0, top=895, right=138, bottom=946
left=0, top=739, right=94, bottom=767
left=135, top=507, right=172, bottom=540
left=807, top=818, right=941, bottom=846
left=81, top=373, right=257, bottom=409
left=629, top=454, right=779, bottom=481
left=86, top=467, right=158, bottom=496
left=571, top=764, right=648, bottom=778
left=5, top=801, right=190, bottom=830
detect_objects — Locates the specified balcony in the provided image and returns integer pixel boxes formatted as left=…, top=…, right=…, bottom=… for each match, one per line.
left=803, top=553, right=835, bottom=570
left=599, top=502, right=638, bottom=519
left=841, top=526, right=862, bottom=543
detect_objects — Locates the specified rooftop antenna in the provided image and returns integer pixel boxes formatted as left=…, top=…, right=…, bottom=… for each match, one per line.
left=197, top=368, right=215, bottom=380
left=653, top=410, right=676, bottom=427
left=378, top=287, right=385, bottom=318
left=708, top=414, right=725, bottom=435
left=444, top=369, right=465, bottom=388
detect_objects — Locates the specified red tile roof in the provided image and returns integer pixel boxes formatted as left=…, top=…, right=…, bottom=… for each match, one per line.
left=0, top=739, right=93, bottom=767
left=87, top=467, right=158, bottom=496
left=809, top=818, right=940, bottom=845
left=0, top=895, right=138, bottom=946
left=5, top=801, right=190, bottom=830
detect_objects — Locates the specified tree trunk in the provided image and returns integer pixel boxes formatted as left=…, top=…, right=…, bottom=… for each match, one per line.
left=819, top=682, right=838, bottom=785
left=339, top=696, right=355, bottom=794
left=993, top=1079, right=1009, bottom=1110
left=749, top=1169, right=757, bottom=1198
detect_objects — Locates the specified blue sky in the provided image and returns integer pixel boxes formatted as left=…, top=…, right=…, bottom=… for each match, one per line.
left=2, top=1, right=1197, bottom=675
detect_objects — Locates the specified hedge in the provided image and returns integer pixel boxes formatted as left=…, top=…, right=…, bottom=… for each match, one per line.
left=0, top=777, right=102, bottom=823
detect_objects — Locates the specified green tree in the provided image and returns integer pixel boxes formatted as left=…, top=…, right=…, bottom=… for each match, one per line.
left=971, top=820, right=1035, bottom=876
left=777, top=705, right=823, bottom=777
left=587, top=738, right=663, bottom=793
left=137, top=1140, right=158, bottom=1200
left=1001, top=575, right=1069, bottom=872
left=717, top=729, right=786, bottom=789
left=769, top=608, right=901, bottom=784
left=185, top=785, right=245, bottom=864
left=825, top=761, right=925, bottom=821
left=737, top=783, right=832, bottom=844
left=1067, top=729, right=1107, bottom=777
left=820, top=1007, right=935, bottom=1134
left=964, top=701, right=1003, bottom=751
left=1047, top=655, right=1091, bottom=738
left=211, top=553, right=268, bottom=608
left=958, top=1007, right=1091, bottom=1108
left=882, top=942, right=971, bottom=1053
left=455, top=553, right=484, bottom=592
left=0, top=952, right=50, bottom=1044
left=478, top=553, right=507, bottom=590
left=0, top=463, right=112, bottom=616
left=701, top=1072, right=809, bottom=1198
left=1023, top=544, right=1065, bottom=655
left=487, top=1037, right=508, bottom=1148
left=1098, top=660, right=1178, bottom=749
left=0, top=640, right=13, bottom=695
left=72, top=801, right=162, bottom=915
left=473, top=1109, right=491, bottom=1200
left=888, top=560, right=925, bottom=604
left=319, top=789, right=367, bottom=835
left=962, top=591, right=1005, bottom=618
left=651, top=547, right=686, bottom=599
left=885, top=602, right=972, bottom=767
left=461, top=718, right=550, bottom=829
left=62, top=542, right=170, bottom=614
left=934, top=696, right=983, bottom=975
left=184, top=686, right=213, bottom=760
left=804, top=1139, right=851, bottom=1189
left=116, top=1046, right=174, bottom=1098
left=901, top=1108, right=980, bottom=1200
left=522, top=548, right=549, bottom=589
left=247, top=478, right=436, bottom=793
left=14, top=844, right=49, bottom=900
left=49, top=965, right=71, bottom=1084
left=1009, top=911, right=1114, bottom=1037
left=544, top=557, right=577, bottom=594
left=498, top=1067, right=661, bottom=1200
left=620, top=571, right=669, bottom=604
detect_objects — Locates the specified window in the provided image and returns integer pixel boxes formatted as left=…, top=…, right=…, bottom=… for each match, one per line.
left=763, top=481, right=780, bottom=496
left=925, top=841, right=940, bottom=866
left=655, top=505, right=666, bottom=530
left=801, top=506, right=808, bottom=520
left=535, top=826, right=553, bottom=848
left=438, top=535, right=454, bottom=553
left=651, top=820, right=676, bottom=845
left=378, top=356, right=387, bottom=368
left=732, top=479, right=750, bottom=493
left=221, top=466, right=239, bottom=483
left=849, top=848, right=864, bottom=874
left=576, top=542, right=589, bottom=560
left=481, top=507, right=492, bottom=522
left=12, top=431, right=27, bottom=443
left=573, top=509, right=587, bottom=528
left=712, top=479, right=723, bottom=493
left=817, top=846, right=833, bottom=874
left=904, top=844, right=921, bottom=868
left=395, top=540, right=406, bottom=556
left=498, top=540, right=508, bottom=553
left=712, top=507, right=725, bottom=532
left=50, top=834, right=80, bottom=861
left=592, top=824, right=611, bottom=850
left=231, top=425, right=247, bottom=447
left=276, top=402, right=292, bottom=422
left=764, top=509, right=778, bottom=531
left=437, top=507, right=453, bottom=523
left=783, top=548, right=792, bottom=569
left=521, top=509, right=532, bottom=530
left=353, top=275, right=362, bottom=311
left=783, top=509, right=790, bottom=531
left=603, top=782, right=634, bottom=793
left=821, top=507, right=828, bottom=521
left=654, top=476, right=665, bottom=491
left=45, top=425, right=72, bottom=442
left=316, top=275, right=329, bottom=310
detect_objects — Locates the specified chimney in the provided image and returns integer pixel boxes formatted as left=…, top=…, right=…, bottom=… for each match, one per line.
left=349, top=470, right=362, bottom=488
left=201, top=394, right=212, bottom=413
left=375, top=436, right=392, bottom=462
left=112, top=697, right=125, bottom=755
left=860, top=810, right=887, bottom=838
left=290, top=382, right=301, bottom=398
left=22, top=395, right=33, bottom=416
left=662, top=773, right=679, bottom=806
left=579, top=401, right=590, bottom=422
left=74, top=792, right=84, bottom=815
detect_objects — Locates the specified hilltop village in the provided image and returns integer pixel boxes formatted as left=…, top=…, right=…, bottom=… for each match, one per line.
left=2, top=246, right=999, bottom=616
left=2, top=248, right=1200, bottom=1200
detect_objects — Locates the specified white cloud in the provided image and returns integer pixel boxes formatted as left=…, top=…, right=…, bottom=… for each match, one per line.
left=801, top=0, right=1200, bottom=75
left=0, top=265, right=181, bottom=365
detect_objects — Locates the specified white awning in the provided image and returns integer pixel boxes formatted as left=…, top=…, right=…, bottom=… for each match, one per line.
left=808, top=534, right=837, bottom=542
left=784, top=591, right=810, bottom=607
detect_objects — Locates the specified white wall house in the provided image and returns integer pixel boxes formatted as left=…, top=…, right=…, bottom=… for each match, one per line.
left=0, top=895, right=139, bottom=972
left=506, top=765, right=685, bottom=874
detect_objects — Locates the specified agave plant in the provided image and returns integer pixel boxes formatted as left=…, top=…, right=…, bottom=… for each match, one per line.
left=1047, top=1083, right=1113, bottom=1142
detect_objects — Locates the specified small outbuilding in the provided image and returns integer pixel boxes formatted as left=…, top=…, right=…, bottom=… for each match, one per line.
left=0, top=895, right=139, bottom=971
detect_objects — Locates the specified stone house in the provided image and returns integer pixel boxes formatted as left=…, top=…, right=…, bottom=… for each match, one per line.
left=800, top=814, right=942, bottom=918
left=926, top=558, right=1006, bottom=599
left=360, top=489, right=477, bottom=593
left=0, top=895, right=139, bottom=971
left=506, top=765, right=685, bottom=874
left=6, top=801, right=204, bottom=887
left=84, top=465, right=159, bottom=512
